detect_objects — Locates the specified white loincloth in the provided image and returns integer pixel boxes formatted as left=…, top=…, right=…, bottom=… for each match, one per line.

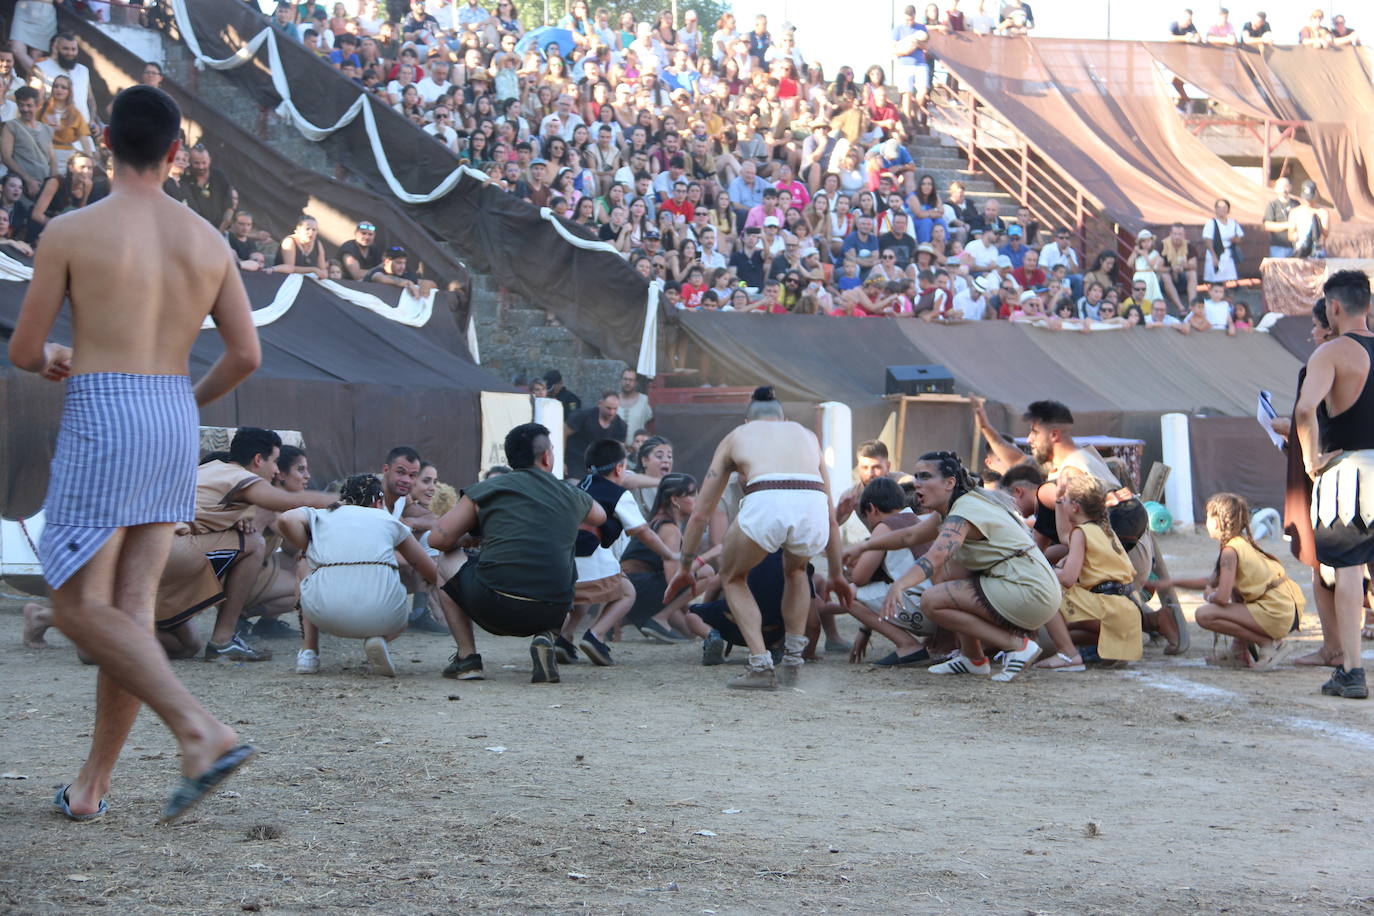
left=736, top=474, right=830, bottom=558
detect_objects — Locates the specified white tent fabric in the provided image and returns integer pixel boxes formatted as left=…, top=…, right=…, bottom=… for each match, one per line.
left=169, top=0, right=654, bottom=373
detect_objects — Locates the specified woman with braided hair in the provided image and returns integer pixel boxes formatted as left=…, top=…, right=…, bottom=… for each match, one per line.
left=843, top=451, right=1060, bottom=682
left=275, top=474, right=439, bottom=677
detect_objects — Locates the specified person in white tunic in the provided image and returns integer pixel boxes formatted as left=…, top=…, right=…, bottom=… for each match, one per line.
left=1201, top=197, right=1243, bottom=284
left=277, top=475, right=438, bottom=677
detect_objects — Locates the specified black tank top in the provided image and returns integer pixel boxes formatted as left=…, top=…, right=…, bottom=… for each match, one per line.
left=621, top=517, right=674, bottom=575
left=1319, top=333, right=1374, bottom=452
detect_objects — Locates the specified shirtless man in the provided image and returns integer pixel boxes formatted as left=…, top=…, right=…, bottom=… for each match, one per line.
left=1295, top=269, right=1374, bottom=699
left=665, top=387, right=851, bottom=689
left=7, top=86, right=261, bottom=823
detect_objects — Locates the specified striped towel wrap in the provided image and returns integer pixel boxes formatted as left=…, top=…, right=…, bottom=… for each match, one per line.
left=39, top=373, right=198, bottom=590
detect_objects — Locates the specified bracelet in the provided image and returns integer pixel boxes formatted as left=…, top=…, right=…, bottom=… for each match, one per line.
left=693, top=557, right=706, bottom=569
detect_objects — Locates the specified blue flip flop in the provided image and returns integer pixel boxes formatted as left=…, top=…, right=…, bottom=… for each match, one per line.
left=157, top=744, right=257, bottom=825
left=54, top=785, right=107, bottom=822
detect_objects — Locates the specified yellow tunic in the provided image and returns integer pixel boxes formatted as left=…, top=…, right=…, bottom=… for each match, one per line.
left=1226, top=536, right=1305, bottom=641
left=950, top=491, right=1062, bottom=629
left=1061, top=523, right=1142, bottom=661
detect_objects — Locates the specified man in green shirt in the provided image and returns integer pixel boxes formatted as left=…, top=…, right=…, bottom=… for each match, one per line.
left=430, top=423, right=605, bottom=684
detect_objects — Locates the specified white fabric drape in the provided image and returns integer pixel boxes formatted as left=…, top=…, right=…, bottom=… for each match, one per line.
left=169, top=0, right=656, bottom=372
left=196, top=274, right=435, bottom=329
left=637, top=279, right=662, bottom=378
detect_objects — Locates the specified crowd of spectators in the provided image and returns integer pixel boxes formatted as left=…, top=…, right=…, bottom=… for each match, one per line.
left=1167, top=7, right=1359, bottom=47
left=1, top=3, right=1349, bottom=333
left=240, top=0, right=1332, bottom=334
left=0, top=23, right=443, bottom=295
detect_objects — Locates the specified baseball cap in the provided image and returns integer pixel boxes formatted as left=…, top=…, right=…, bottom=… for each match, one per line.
left=1007, top=225, right=1023, bottom=237
left=1018, top=290, right=1039, bottom=304
left=763, top=215, right=780, bottom=227
left=645, top=228, right=661, bottom=238
left=916, top=243, right=936, bottom=255
left=996, top=255, right=1013, bottom=269
left=1136, top=228, right=1153, bottom=240
left=530, top=157, right=548, bottom=166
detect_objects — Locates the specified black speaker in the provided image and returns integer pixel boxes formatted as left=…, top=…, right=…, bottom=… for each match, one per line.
left=885, top=364, right=955, bottom=396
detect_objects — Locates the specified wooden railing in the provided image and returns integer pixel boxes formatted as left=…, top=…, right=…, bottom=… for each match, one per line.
left=927, top=83, right=1132, bottom=275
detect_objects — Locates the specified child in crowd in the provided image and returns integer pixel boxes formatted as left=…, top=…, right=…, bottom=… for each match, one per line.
left=1038, top=476, right=1142, bottom=670
left=1155, top=493, right=1304, bottom=668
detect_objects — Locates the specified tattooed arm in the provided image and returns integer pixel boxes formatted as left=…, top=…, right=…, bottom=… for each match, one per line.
left=885, top=516, right=972, bottom=597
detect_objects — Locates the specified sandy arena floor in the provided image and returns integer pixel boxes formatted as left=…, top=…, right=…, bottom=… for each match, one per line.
left=2, top=530, right=1373, bottom=915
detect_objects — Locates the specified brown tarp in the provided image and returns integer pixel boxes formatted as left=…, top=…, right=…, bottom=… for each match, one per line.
left=1261, top=258, right=1374, bottom=316
left=1269, top=314, right=1317, bottom=363
left=677, top=313, right=1301, bottom=471
left=0, top=273, right=513, bottom=518
left=67, top=11, right=470, bottom=297
left=928, top=33, right=1273, bottom=232
left=1187, top=417, right=1287, bottom=521
left=163, top=0, right=648, bottom=364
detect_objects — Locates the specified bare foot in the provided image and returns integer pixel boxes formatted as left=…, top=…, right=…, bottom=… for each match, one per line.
left=1293, top=647, right=1340, bottom=667
left=177, top=718, right=240, bottom=781
left=22, top=603, right=52, bottom=648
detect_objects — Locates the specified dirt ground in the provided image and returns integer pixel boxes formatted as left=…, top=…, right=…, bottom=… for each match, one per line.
left=3, top=529, right=1374, bottom=915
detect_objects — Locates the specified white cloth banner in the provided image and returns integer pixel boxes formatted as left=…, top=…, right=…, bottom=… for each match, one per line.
left=198, top=274, right=434, bottom=329
left=170, top=0, right=655, bottom=371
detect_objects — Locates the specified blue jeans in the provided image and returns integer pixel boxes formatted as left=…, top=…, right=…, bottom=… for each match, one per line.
left=1269, top=245, right=1294, bottom=258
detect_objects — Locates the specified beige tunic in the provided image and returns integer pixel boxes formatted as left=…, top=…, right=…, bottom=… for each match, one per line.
left=1061, top=523, right=1142, bottom=660
left=950, top=491, right=1061, bottom=629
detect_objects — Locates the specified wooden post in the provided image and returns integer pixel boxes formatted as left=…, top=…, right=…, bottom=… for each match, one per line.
left=1261, top=119, right=1271, bottom=182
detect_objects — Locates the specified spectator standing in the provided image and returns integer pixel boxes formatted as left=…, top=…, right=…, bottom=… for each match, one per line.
left=544, top=369, right=582, bottom=413
left=1202, top=197, right=1243, bottom=284
left=890, top=6, right=930, bottom=122
left=565, top=390, right=628, bottom=476
left=33, top=33, right=95, bottom=124
left=1205, top=7, right=1238, bottom=45
left=617, top=368, right=653, bottom=443
left=1262, top=177, right=1298, bottom=258
left=1168, top=8, right=1199, bottom=41
left=180, top=145, right=235, bottom=232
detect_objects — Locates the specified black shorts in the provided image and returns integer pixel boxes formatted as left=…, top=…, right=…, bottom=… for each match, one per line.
left=441, top=563, right=570, bottom=637
left=625, top=571, right=667, bottom=626
left=687, top=550, right=811, bottom=647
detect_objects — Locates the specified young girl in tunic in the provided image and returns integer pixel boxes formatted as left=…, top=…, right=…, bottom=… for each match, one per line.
left=1156, top=493, right=1304, bottom=669
left=1037, top=475, right=1142, bottom=670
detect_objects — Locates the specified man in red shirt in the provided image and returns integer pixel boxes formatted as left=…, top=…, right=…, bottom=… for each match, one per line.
left=1012, top=248, right=1047, bottom=290
left=660, top=178, right=695, bottom=223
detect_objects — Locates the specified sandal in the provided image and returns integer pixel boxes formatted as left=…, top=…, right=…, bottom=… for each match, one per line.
left=1036, top=652, right=1086, bottom=671
left=54, top=785, right=107, bottom=822
left=158, top=744, right=257, bottom=825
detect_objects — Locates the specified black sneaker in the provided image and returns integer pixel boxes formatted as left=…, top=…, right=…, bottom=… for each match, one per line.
left=530, top=635, right=560, bottom=684
left=702, top=629, right=727, bottom=666
left=442, top=652, right=484, bottom=680
left=554, top=635, right=581, bottom=664
left=205, top=635, right=273, bottom=662
left=579, top=631, right=614, bottom=666
left=1321, top=665, right=1369, bottom=699
left=251, top=616, right=297, bottom=640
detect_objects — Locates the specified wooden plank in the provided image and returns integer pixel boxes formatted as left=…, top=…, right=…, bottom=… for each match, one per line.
left=1142, top=462, right=1171, bottom=504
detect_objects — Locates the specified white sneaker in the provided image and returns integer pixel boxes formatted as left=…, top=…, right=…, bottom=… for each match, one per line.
left=295, top=649, right=320, bottom=674
left=364, top=637, right=396, bottom=677
left=992, top=637, right=1042, bottom=682
left=929, top=653, right=991, bottom=676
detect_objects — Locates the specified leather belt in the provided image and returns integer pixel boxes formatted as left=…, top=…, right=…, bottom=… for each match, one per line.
left=743, top=480, right=827, bottom=495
